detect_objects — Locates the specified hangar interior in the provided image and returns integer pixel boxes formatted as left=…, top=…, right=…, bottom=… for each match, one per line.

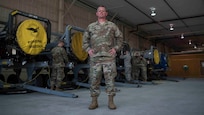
left=0, top=0, right=204, bottom=115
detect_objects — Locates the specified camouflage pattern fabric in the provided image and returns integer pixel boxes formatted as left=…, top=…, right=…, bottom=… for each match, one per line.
left=120, top=52, right=132, bottom=81
left=51, top=46, right=69, bottom=88
left=83, top=21, right=123, bottom=96
left=83, top=21, right=123, bottom=62
left=89, top=60, right=117, bottom=97
left=51, top=46, right=68, bottom=67
left=131, top=56, right=147, bottom=81
left=50, top=67, right=65, bottom=87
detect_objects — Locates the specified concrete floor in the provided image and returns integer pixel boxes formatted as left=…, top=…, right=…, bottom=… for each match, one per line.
left=0, top=78, right=204, bottom=115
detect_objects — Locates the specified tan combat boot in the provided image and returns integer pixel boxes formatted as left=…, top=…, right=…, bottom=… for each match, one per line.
left=89, top=96, right=98, bottom=110
left=108, top=95, right=116, bottom=110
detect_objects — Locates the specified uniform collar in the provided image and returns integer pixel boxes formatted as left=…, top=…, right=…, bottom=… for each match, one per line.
left=96, top=20, right=108, bottom=25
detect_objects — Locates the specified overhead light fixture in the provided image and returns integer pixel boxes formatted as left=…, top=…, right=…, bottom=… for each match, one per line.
left=189, top=40, right=192, bottom=45
left=169, top=24, right=174, bottom=31
left=181, top=33, right=184, bottom=39
left=150, top=7, right=156, bottom=17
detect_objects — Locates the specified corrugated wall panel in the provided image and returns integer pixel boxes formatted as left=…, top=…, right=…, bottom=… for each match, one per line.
left=0, top=7, right=10, bottom=22
left=124, top=27, right=139, bottom=50
left=0, top=0, right=59, bottom=32
left=64, top=2, right=96, bottom=29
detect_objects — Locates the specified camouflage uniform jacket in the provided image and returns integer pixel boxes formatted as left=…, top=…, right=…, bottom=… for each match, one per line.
left=51, top=46, right=69, bottom=67
left=120, top=53, right=132, bottom=67
left=82, top=21, right=123, bottom=62
left=132, top=56, right=147, bottom=67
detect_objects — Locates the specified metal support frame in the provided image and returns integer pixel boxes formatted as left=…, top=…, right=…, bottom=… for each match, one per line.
left=0, top=83, right=78, bottom=98
left=0, top=59, right=78, bottom=98
left=24, top=85, right=78, bottom=98
left=0, top=11, right=79, bottom=98
left=60, top=25, right=84, bottom=55
left=73, top=64, right=89, bottom=82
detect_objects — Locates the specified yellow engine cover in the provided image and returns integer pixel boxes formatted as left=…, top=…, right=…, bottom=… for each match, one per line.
left=16, top=19, right=47, bottom=55
left=71, top=32, right=88, bottom=61
left=153, top=49, right=160, bottom=64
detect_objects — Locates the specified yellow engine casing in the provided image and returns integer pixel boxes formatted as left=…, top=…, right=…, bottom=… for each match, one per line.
left=71, top=32, right=88, bottom=61
left=153, top=49, right=160, bottom=64
left=16, top=19, right=47, bottom=55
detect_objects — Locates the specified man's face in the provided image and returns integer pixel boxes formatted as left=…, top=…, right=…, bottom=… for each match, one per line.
left=58, top=41, right=64, bottom=47
left=96, top=7, right=108, bottom=18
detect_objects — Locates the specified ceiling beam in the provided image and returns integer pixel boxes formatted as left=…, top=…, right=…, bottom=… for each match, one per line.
left=137, top=14, right=204, bottom=26
left=151, top=32, right=204, bottom=41
left=110, top=12, right=118, bottom=22
left=124, top=0, right=168, bottom=30
left=163, top=0, right=189, bottom=28
left=63, top=0, right=77, bottom=18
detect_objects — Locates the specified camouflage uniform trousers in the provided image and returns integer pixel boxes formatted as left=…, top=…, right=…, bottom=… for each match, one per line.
left=89, top=59, right=117, bottom=97
left=50, top=67, right=65, bottom=88
left=124, top=66, right=132, bottom=81
left=132, top=66, right=147, bottom=81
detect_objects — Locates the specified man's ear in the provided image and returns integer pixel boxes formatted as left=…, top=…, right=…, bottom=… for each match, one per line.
left=106, top=12, right=108, bottom=16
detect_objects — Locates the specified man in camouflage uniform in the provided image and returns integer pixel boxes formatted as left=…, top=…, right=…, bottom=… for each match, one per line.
left=50, top=40, right=69, bottom=91
left=119, top=50, right=132, bottom=83
left=82, top=6, right=123, bottom=110
left=132, top=52, right=147, bottom=81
